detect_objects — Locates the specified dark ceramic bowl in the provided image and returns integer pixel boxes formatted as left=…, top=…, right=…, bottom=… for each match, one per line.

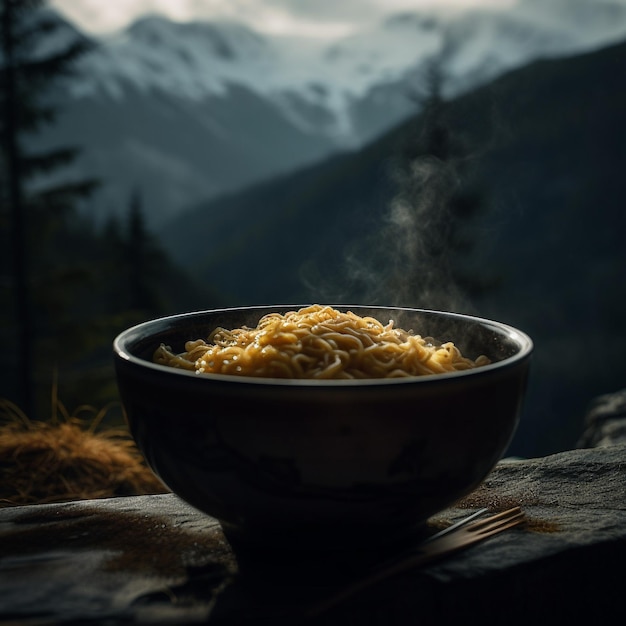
left=113, top=305, right=532, bottom=552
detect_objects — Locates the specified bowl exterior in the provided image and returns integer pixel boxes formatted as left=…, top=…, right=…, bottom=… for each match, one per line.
left=113, top=306, right=532, bottom=549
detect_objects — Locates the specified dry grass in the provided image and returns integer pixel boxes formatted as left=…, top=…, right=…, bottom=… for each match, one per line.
left=0, top=395, right=168, bottom=507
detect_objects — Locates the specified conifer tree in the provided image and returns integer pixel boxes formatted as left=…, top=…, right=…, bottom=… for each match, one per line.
left=125, top=188, right=165, bottom=315
left=0, top=0, right=98, bottom=415
left=384, top=47, right=498, bottom=311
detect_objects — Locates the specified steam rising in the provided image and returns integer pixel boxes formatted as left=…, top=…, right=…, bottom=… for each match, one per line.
left=305, top=141, right=480, bottom=314
left=374, top=152, right=468, bottom=310
left=301, top=43, right=491, bottom=313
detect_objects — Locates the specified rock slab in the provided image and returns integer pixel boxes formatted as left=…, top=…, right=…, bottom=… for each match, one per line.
left=0, top=444, right=625, bottom=625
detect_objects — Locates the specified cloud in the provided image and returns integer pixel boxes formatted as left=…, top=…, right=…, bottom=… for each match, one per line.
left=50, top=0, right=354, bottom=35
left=49, top=0, right=519, bottom=36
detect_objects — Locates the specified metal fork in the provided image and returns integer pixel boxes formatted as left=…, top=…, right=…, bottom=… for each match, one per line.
left=303, top=506, right=525, bottom=620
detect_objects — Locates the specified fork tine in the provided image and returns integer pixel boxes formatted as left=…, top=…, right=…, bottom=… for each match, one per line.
left=468, top=507, right=525, bottom=537
left=474, top=514, right=525, bottom=537
left=467, top=506, right=522, bottom=528
left=424, top=507, right=489, bottom=543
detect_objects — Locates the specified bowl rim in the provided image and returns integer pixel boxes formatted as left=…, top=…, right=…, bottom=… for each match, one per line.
left=113, top=304, right=533, bottom=387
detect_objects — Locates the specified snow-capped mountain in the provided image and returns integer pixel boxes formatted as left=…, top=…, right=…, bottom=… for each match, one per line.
left=32, top=0, right=626, bottom=227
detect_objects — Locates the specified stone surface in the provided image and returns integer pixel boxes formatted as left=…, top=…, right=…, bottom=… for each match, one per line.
left=0, top=444, right=625, bottom=625
left=0, top=494, right=235, bottom=624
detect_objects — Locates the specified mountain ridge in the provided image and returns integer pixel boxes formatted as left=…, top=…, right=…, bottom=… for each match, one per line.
left=33, top=1, right=626, bottom=227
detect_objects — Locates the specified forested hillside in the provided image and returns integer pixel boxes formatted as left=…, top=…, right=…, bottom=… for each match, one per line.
left=159, top=38, right=626, bottom=457
left=0, top=2, right=221, bottom=421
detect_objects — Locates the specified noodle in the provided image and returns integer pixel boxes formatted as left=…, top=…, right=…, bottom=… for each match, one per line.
left=153, top=305, right=490, bottom=379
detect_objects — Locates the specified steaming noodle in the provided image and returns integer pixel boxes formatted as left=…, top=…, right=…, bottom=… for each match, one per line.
left=153, top=305, right=490, bottom=379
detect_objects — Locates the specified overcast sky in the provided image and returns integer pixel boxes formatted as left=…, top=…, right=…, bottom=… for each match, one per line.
left=49, top=0, right=517, bottom=37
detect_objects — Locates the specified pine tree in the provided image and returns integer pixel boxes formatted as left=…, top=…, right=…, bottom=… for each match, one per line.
left=384, top=47, right=498, bottom=311
left=0, top=0, right=98, bottom=415
left=125, top=188, right=165, bottom=315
